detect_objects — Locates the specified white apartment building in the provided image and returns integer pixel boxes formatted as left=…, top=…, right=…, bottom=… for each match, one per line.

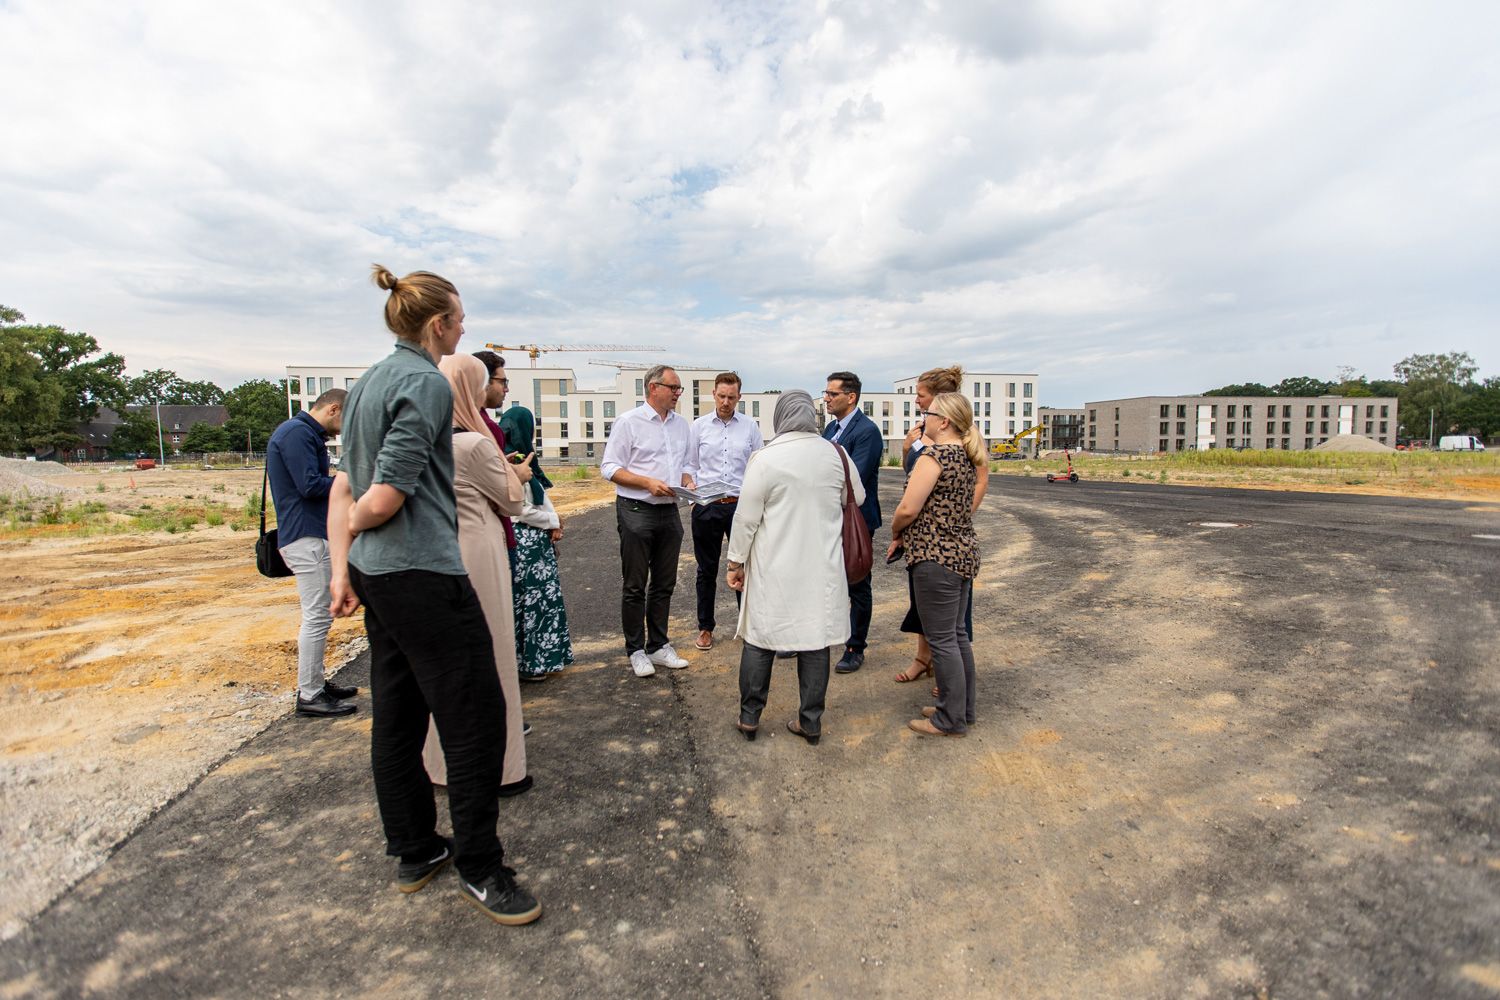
left=285, top=360, right=783, bottom=460
left=822, top=371, right=1043, bottom=458
left=286, top=361, right=1040, bottom=460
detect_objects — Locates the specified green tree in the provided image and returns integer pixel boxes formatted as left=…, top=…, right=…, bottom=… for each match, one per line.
left=126, top=369, right=224, bottom=406
left=1393, top=351, right=1478, bottom=438
left=223, top=379, right=292, bottom=451
left=1453, top=382, right=1500, bottom=440
left=180, top=420, right=232, bottom=453
left=1203, top=382, right=1273, bottom=396
left=0, top=306, right=126, bottom=456
left=1270, top=376, right=1335, bottom=397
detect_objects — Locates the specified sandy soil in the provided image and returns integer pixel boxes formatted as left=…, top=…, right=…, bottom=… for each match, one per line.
left=0, top=467, right=615, bottom=941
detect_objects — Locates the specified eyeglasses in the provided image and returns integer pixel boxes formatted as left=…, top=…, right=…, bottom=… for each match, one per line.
left=490, top=377, right=509, bottom=387
left=653, top=382, right=685, bottom=393
left=823, top=390, right=850, bottom=398
left=920, top=411, right=947, bottom=421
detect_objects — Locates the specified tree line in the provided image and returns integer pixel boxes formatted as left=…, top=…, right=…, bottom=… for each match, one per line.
left=1204, top=352, right=1498, bottom=440
left=0, top=305, right=294, bottom=457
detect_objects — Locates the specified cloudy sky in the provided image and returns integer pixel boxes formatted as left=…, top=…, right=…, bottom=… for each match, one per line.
left=3, top=0, right=1497, bottom=404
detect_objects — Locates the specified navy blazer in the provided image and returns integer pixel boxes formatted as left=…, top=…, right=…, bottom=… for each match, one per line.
left=823, top=407, right=883, bottom=534
left=266, top=410, right=334, bottom=545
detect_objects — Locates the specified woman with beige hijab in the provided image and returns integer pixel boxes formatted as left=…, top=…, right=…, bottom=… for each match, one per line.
left=423, top=353, right=533, bottom=795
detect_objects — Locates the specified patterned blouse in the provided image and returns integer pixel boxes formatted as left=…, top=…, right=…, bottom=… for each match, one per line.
left=903, top=443, right=979, bottom=579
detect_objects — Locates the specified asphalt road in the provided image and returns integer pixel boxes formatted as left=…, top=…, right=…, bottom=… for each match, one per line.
left=4, top=472, right=1499, bottom=999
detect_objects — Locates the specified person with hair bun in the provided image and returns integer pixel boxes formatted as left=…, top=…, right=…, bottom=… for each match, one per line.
left=886, top=391, right=983, bottom=737
left=895, top=365, right=987, bottom=686
left=327, top=265, right=541, bottom=926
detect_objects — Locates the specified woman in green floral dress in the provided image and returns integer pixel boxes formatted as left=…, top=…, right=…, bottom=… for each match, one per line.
left=500, top=406, right=574, bottom=680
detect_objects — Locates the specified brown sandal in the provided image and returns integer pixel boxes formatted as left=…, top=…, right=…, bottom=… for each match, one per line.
left=895, top=657, right=933, bottom=683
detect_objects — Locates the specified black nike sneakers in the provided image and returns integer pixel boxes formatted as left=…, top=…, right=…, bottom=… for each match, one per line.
left=396, top=836, right=452, bottom=893
left=458, top=866, right=541, bottom=925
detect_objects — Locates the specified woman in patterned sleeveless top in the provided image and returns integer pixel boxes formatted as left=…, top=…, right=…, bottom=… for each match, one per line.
left=885, top=392, right=983, bottom=736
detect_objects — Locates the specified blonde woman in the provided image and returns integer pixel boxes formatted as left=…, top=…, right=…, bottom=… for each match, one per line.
left=886, top=392, right=982, bottom=737
left=895, top=365, right=987, bottom=686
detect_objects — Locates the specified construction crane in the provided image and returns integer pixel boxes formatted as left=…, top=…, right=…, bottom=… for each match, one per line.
left=588, top=358, right=715, bottom=371
left=483, top=343, right=664, bottom=367
left=990, top=423, right=1044, bottom=457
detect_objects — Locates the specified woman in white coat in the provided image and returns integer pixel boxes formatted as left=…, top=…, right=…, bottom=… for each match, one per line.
left=726, top=390, right=865, bottom=745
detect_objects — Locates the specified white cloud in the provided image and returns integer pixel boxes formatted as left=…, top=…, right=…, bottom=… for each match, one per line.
left=1, top=0, right=1497, bottom=401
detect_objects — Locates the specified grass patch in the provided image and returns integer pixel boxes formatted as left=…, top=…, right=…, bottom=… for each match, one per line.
left=0, top=498, right=258, bottom=539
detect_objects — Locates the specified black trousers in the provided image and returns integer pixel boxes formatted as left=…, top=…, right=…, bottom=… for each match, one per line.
left=691, top=501, right=740, bottom=632
left=616, top=498, right=684, bottom=655
left=738, top=643, right=830, bottom=735
left=846, top=571, right=873, bottom=654
left=349, top=565, right=506, bottom=881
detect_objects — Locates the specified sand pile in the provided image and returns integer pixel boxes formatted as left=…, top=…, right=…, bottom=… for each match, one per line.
left=1313, top=435, right=1397, bottom=453
left=0, top=457, right=82, bottom=499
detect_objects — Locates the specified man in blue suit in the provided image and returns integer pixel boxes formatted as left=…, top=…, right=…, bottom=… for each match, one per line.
left=822, top=371, right=883, bottom=672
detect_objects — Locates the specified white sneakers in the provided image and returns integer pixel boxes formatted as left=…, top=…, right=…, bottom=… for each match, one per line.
left=630, top=644, right=690, bottom=676
left=648, top=644, right=690, bottom=669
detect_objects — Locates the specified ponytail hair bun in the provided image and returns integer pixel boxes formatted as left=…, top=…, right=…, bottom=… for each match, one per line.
left=371, top=265, right=399, bottom=292
left=370, top=265, right=460, bottom=342
left=916, top=364, right=964, bottom=395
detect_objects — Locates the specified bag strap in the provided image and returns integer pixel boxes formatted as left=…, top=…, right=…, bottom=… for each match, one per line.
left=833, top=441, right=854, bottom=506
left=259, top=464, right=269, bottom=538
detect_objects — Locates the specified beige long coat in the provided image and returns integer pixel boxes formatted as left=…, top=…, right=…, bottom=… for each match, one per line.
left=423, top=430, right=527, bottom=786
left=727, top=432, right=865, bottom=651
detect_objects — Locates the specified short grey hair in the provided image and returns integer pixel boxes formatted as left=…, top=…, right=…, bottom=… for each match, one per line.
left=644, top=364, right=675, bottom=388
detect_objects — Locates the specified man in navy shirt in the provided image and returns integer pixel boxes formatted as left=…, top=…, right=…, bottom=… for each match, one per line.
left=267, top=387, right=357, bottom=717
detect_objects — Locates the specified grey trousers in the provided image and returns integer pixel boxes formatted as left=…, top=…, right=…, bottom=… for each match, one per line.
left=739, top=643, right=830, bottom=735
left=279, top=535, right=333, bottom=701
left=911, top=561, right=976, bottom=734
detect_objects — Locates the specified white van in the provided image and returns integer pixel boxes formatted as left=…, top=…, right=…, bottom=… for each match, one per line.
left=1439, top=435, right=1486, bottom=451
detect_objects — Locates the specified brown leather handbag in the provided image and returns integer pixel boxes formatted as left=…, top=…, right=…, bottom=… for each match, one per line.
left=835, top=443, right=873, bottom=583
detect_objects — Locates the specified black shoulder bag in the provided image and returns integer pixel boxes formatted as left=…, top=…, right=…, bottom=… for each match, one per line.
left=255, top=464, right=293, bottom=578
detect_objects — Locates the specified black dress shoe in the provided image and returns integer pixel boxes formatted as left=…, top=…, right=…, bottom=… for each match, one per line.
left=834, top=649, right=864, bottom=673
left=296, top=690, right=357, bottom=717
left=323, top=680, right=359, bottom=700
left=498, top=775, right=534, bottom=798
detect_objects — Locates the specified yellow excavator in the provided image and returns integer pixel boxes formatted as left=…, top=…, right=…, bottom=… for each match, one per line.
left=989, top=423, right=1044, bottom=458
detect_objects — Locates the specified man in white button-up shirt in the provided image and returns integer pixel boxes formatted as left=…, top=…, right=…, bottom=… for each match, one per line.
left=681, top=373, right=764, bottom=651
left=599, top=364, right=692, bottom=677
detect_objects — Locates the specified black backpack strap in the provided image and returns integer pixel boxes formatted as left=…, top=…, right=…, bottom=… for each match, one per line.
left=260, top=463, right=269, bottom=538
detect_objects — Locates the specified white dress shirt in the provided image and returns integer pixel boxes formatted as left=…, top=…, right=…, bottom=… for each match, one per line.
left=684, top=410, right=764, bottom=496
left=599, top=402, right=691, bottom=504
left=826, top=410, right=857, bottom=443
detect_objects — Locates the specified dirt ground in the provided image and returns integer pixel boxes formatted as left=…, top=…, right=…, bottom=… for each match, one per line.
left=0, top=467, right=615, bottom=940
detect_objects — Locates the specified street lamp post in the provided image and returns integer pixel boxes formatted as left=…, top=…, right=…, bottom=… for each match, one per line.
left=155, top=401, right=165, bottom=466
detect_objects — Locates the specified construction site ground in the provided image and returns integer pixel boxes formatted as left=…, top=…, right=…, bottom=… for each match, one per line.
left=2, top=468, right=1499, bottom=998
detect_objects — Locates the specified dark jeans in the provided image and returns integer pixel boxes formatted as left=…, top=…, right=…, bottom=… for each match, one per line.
left=349, top=565, right=506, bottom=881
left=617, top=498, right=684, bottom=655
left=691, top=501, right=740, bottom=631
left=911, top=561, right=976, bottom=734
left=846, top=570, right=872, bottom=654
left=738, top=643, right=830, bottom=735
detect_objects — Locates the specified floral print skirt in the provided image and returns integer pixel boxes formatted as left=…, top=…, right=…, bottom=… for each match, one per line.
left=511, top=523, right=574, bottom=678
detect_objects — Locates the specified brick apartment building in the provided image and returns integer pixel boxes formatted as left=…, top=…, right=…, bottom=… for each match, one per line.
left=1080, top=396, right=1400, bottom=453
left=1041, top=408, right=1086, bottom=451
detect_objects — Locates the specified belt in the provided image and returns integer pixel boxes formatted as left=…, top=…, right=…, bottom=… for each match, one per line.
left=714, top=496, right=739, bottom=504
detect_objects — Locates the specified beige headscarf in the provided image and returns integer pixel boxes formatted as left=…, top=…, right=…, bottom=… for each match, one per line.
left=438, top=353, right=502, bottom=457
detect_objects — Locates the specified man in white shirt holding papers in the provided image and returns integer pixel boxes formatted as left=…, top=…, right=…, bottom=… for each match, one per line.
left=681, top=373, right=764, bottom=651
left=600, top=364, right=692, bottom=678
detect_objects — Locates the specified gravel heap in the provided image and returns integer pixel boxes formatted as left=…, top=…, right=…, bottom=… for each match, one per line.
left=1312, top=434, right=1397, bottom=453
left=0, top=457, right=83, bottom=500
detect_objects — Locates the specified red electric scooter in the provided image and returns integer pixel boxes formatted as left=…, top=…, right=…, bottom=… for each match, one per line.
left=1046, top=450, right=1080, bottom=483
